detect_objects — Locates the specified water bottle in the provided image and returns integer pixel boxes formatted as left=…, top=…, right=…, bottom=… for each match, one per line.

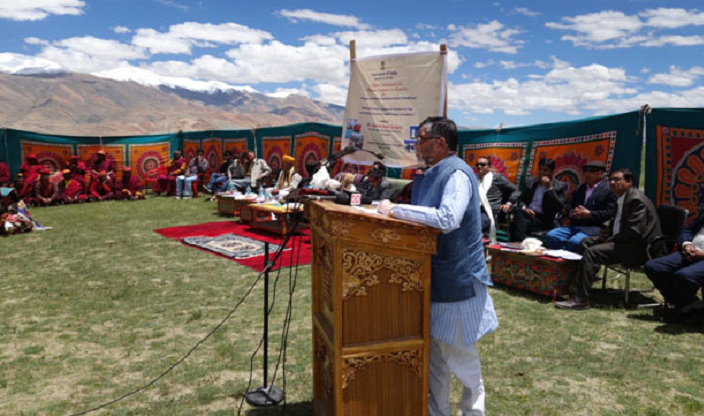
left=257, top=187, right=265, bottom=203
left=265, top=191, right=273, bottom=203
left=246, top=185, right=252, bottom=195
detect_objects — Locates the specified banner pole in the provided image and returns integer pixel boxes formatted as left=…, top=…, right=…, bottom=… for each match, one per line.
left=441, top=44, right=448, bottom=118
left=350, top=39, right=356, bottom=61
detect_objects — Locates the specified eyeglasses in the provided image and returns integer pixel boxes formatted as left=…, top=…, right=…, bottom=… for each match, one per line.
left=609, top=176, right=624, bottom=183
left=476, top=162, right=488, bottom=167
left=417, top=133, right=441, bottom=143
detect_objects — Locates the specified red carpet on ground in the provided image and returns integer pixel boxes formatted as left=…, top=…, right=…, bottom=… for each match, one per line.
left=154, top=221, right=311, bottom=271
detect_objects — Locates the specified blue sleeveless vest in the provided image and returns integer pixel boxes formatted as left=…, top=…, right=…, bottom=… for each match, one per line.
left=411, top=155, right=493, bottom=303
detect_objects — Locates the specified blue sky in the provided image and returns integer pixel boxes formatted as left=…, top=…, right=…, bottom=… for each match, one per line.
left=0, top=0, right=703, bottom=128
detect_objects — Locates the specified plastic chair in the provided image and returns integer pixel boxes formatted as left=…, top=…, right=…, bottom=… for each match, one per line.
left=601, top=204, right=688, bottom=306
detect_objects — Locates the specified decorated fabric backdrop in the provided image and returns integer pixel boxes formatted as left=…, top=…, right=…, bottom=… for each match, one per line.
left=223, top=138, right=248, bottom=158
left=78, top=144, right=126, bottom=179
left=262, top=136, right=292, bottom=175
left=202, top=138, right=222, bottom=181
left=646, top=108, right=704, bottom=224
left=458, top=112, right=642, bottom=200
left=463, top=141, right=528, bottom=185
left=20, top=141, right=73, bottom=174
left=183, top=140, right=200, bottom=163
left=294, top=132, right=329, bottom=177
left=129, top=142, right=170, bottom=183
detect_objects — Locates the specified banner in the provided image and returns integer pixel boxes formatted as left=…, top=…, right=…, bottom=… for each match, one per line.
left=646, top=108, right=704, bottom=224
left=341, top=51, right=446, bottom=168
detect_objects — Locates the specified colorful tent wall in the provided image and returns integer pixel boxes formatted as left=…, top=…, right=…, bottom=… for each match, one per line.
left=458, top=111, right=643, bottom=200
left=645, top=108, right=704, bottom=223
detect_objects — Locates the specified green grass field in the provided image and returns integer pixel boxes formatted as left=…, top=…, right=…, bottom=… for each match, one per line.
left=1, top=196, right=703, bottom=416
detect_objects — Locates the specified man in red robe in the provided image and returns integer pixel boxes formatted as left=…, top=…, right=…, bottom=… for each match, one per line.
left=153, top=150, right=186, bottom=196
left=90, top=171, right=114, bottom=201
left=29, top=168, right=60, bottom=206
left=114, top=167, right=144, bottom=200
left=59, top=169, right=86, bottom=204
left=0, top=160, right=10, bottom=187
left=67, top=155, right=88, bottom=191
left=19, top=154, right=41, bottom=199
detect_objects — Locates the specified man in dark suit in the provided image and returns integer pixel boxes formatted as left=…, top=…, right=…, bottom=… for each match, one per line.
left=475, top=156, right=519, bottom=232
left=545, top=161, right=617, bottom=252
left=509, top=158, right=568, bottom=242
left=556, top=168, right=666, bottom=310
left=644, top=209, right=704, bottom=322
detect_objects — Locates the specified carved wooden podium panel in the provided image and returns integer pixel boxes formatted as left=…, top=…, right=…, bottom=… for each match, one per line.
left=307, top=201, right=438, bottom=416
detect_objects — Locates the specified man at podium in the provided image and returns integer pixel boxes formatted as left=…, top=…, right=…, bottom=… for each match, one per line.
left=380, top=116, right=498, bottom=416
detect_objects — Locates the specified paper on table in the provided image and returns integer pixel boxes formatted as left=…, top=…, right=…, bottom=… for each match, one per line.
left=353, top=206, right=381, bottom=215
left=544, top=249, right=583, bottom=261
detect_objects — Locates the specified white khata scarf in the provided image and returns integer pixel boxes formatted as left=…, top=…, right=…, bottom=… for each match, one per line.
left=477, top=171, right=496, bottom=243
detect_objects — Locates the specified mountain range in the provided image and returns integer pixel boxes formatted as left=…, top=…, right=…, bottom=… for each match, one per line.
left=0, top=69, right=344, bottom=136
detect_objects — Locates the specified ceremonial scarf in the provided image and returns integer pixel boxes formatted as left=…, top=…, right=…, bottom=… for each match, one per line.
left=477, top=171, right=496, bottom=243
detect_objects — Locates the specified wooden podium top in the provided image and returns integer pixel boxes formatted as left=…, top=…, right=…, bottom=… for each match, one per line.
left=306, top=201, right=439, bottom=255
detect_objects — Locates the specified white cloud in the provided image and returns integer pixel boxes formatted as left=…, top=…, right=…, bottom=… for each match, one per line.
left=0, top=52, right=64, bottom=74
left=35, top=36, right=148, bottom=73
left=152, top=0, right=188, bottom=11
left=131, top=22, right=273, bottom=55
left=24, top=37, right=49, bottom=46
left=647, top=66, right=704, bottom=87
left=312, top=83, right=348, bottom=106
left=448, top=20, right=524, bottom=54
left=450, top=61, right=640, bottom=116
left=474, top=60, right=495, bottom=68
left=333, top=29, right=409, bottom=49
left=514, top=7, right=541, bottom=17
left=0, top=0, right=85, bottom=21
left=547, top=8, right=704, bottom=49
left=277, top=9, right=370, bottom=30
left=113, top=26, right=131, bottom=34
left=266, top=87, right=311, bottom=99
left=416, top=23, right=439, bottom=30
left=499, top=60, right=533, bottom=69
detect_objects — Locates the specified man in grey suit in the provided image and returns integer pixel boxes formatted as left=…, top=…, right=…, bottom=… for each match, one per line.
left=556, top=168, right=667, bottom=310
left=509, top=158, right=568, bottom=242
left=475, top=156, right=519, bottom=232
left=227, top=150, right=272, bottom=192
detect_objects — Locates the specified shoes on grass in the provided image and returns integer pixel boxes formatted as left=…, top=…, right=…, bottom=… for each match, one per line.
left=555, top=297, right=590, bottom=310
left=183, top=196, right=191, bottom=200
left=175, top=196, right=181, bottom=200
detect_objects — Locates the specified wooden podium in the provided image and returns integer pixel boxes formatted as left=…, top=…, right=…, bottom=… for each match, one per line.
left=306, top=201, right=439, bottom=416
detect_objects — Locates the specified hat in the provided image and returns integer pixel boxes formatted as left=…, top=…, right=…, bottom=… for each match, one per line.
left=282, top=155, right=295, bottom=163
left=122, top=167, right=131, bottom=172
left=28, top=153, right=38, bottom=160
left=582, top=161, right=606, bottom=171
left=62, top=169, right=71, bottom=175
left=69, top=155, right=78, bottom=160
left=97, top=150, right=107, bottom=156
left=98, top=170, right=108, bottom=179
left=38, top=167, right=50, bottom=175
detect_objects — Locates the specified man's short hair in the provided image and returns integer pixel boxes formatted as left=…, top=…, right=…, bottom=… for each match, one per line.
left=224, top=150, right=233, bottom=157
left=197, top=148, right=204, bottom=155
left=478, top=156, right=492, bottom=166
left=419, top=116, right=459, bottom=151
left=611, top=168, right=634, bottom=183
left=538, top=158, right=556, bottom=171
left=372, top=161, right=386, bottom=176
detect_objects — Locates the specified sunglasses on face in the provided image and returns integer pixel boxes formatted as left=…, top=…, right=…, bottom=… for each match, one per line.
left=476, top=162, right=488, bottom=167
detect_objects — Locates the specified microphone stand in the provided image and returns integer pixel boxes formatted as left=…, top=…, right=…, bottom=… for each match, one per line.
left=245, top=242, right=285, bottom=406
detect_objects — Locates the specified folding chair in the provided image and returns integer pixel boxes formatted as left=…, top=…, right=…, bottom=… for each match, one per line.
left=601, top=204, right=688, bottom=306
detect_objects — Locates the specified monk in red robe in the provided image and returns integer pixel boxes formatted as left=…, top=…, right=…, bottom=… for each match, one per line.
left=59, top=169, right=86, bottom=204
left=114, top=167, right=144, bottom=200
left=152, top=150, right=186, bottom=196
left=0, top=161, right=10, bottom=187
left=19, top=154, right=42, bottom=199
left=29, top=168, right=60, bottom=206
left=90, top=171, right=114, bottom=201
left=67, top=155, right=88, bottom=191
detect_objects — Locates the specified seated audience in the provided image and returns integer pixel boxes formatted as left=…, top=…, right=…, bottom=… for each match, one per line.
left=59, top=169, right=86, bottom=204
left=205, top=150, right=234, bottom=194
left=176, top=149, right=207, bottom=199
left=645, top=209, right=704, bottom=323
left=509, top=157, right=568, bottom=242
left=268, top=155, right=301, bottom=200
left=114, top=167, right=144, bottom=200
left=545, top=161, right=617, bottom=252
left=359, top=162, right=395, bottom=201
left=13, top=173, right=24, bottom=198
left=226, top=150, right=271, bottom=192
left=0, top=160, right=10, bottom=187
left=153, top=150, right=186, bottom=196
left=29, top=168, right=60, bottom=206
left=91, top=150, right=115, bottom=183
left=90, top=171, right=114, bottom=201
left=394, top=167, right=426, bottom=204
left=475, top=156, right=519, bottom=233
left=555, top=168, right=666, bottom=310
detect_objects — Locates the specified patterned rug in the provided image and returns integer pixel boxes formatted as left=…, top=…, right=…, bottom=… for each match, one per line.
left=153, top=221, right=311, bottom=271
left=182, top=234, right=284, bottom=259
